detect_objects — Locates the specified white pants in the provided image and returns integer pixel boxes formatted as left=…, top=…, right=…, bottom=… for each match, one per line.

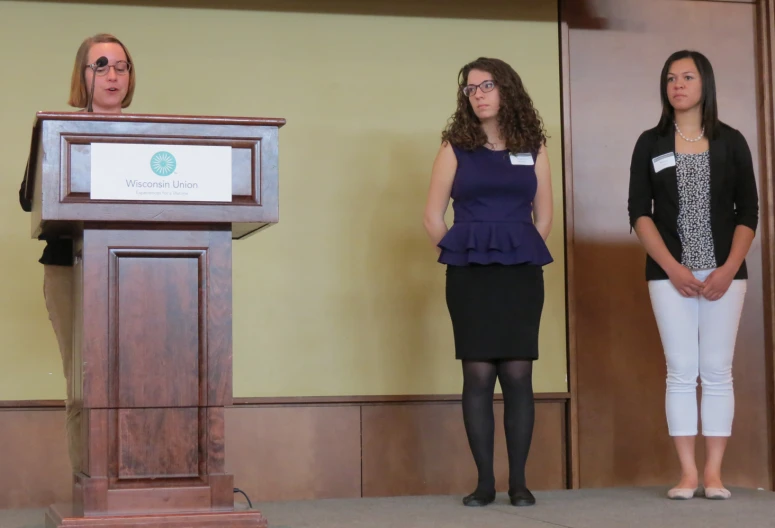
left=648, top=269, right=746, bottom=437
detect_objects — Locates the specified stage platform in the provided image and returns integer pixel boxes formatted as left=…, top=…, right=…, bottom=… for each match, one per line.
left=3, top=487, right=773, bottom=528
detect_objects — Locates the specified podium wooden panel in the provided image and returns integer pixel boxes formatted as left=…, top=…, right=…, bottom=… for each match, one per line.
left=24, top=112, right=284, bottom=527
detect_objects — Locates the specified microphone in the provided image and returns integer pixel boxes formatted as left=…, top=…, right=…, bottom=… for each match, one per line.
left=86, top=56, right=108, bottom=112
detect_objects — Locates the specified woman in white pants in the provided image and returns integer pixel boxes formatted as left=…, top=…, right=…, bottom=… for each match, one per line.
left=628, top=50, right=758, bottom=500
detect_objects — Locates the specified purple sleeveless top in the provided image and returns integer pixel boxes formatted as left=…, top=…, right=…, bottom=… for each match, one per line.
left=437, top=145, right=553, bottom=267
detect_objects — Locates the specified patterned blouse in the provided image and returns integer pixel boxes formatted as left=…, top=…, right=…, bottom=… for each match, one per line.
left=675, top=151, right=717, bottom=270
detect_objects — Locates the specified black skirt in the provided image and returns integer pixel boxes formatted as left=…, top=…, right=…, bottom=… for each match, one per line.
left=445, top=264, right=544, bottom=361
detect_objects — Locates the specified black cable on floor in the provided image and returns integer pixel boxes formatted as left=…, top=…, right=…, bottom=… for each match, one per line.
left=234, top=487, right=253, bottom=509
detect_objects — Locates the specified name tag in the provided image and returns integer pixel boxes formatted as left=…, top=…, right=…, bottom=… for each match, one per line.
left=652, top=152, right=676, bottom=173
left=510, top=153, right=534, bottom=166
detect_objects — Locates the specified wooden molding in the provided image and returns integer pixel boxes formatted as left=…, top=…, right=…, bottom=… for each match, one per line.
left=220, top=392, right=569, bottom=405
left=0, top=393, right=571, bottom=410
left=756, top=0, right=775, bottom=491
left=28, top=0, right=563, bottom=22
left=33, top=111, right=286, bottom=127
left=0, top=400, right=67, bottom=409
left=559, top=0, right=581, bottom=491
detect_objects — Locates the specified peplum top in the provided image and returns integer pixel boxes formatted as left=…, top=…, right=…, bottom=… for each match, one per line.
left=437, top=145, right=553, bottom=267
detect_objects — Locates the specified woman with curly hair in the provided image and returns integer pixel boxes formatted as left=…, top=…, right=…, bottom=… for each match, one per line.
left=423, top=57, right=553, bottom=507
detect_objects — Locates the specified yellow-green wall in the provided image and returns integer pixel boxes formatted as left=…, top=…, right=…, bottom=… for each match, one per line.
left=0, top=0, right=567, bottom=399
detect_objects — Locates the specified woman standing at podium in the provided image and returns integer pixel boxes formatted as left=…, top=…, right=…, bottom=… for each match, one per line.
left=18, top=33, right=136, bottom=470
left=423, top=57, right=553, bottom=507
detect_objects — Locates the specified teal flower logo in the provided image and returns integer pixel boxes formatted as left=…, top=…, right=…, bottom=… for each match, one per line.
left=150, top=151, right=176, bottom=176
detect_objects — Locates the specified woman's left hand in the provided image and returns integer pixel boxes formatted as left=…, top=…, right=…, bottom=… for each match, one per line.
left=702, top=265, right=736, bottom=301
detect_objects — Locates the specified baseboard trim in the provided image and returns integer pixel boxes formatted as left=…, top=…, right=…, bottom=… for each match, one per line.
left=0, top=393, right=571, bottom=409
left=0, top=399, right=65, bottom=409
left=233, top=392, right=570, bottom=406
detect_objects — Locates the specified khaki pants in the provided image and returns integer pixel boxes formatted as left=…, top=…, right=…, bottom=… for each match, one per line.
left=43, top=264, right=81, bottom=471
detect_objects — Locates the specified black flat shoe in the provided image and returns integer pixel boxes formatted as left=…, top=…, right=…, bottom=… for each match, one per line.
left=462, top=489, right=496, bottom=507
left=509, top=486, right=536, bottom=506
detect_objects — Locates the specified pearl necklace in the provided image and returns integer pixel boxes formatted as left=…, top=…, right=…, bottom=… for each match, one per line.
left=674, top=122, right=704, bottom=142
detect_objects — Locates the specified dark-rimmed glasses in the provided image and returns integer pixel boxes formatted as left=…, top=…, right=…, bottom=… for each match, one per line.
left=87, top=60, right=132, bottom=76
left=462, top=80, right=496, bottom=97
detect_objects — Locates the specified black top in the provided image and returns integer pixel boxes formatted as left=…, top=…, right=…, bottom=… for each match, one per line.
left=627, top=122, right=758, bottom=281
left=19, top=162, right=73, bottom=266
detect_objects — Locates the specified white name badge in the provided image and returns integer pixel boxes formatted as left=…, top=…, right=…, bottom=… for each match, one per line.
left=652, top=152, right=676, bottom=173
left=510, top=153, right=534, bottom=166
left=90, top=143, right=233, bottom=202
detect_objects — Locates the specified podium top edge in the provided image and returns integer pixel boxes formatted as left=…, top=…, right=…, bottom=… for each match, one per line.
left=33, top=111, right=286, bottom=128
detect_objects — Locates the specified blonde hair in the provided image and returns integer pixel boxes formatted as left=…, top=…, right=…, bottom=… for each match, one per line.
left=68, top=33, right=136, bottom=109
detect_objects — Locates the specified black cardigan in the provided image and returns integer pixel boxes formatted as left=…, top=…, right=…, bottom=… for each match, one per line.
left=19, top=163, right=73, bottom=266
left=627, top=122, right=758, bottom=281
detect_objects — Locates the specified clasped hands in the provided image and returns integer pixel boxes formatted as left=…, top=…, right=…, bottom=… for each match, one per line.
left=668, top=265, right=734, bottom=301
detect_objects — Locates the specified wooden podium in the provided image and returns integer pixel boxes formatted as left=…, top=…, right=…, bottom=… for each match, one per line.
left=23, top=112, right=284, bottom=527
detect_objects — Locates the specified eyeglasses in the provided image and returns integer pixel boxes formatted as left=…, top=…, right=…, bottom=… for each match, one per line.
left=87, top=60, right=132, bottom=76
left=462, top=80, right=496, bottom=97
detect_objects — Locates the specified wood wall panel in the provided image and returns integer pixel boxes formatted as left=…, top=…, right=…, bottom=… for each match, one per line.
left=0, top=399, right=566, bottom=509
left=361, top=401, right=566, bottom=497
left=564, top=0, right=771, bottom=488
left=756, top=0, right=775, bottom=487
left=224, top=406, right=363, bottom=501
left=0, top=409, right=72, bottom=509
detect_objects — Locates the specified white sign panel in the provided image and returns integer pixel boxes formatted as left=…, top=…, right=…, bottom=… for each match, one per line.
left=90, top=143, right=232, bottom=202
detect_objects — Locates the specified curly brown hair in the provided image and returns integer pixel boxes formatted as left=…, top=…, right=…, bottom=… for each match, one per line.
left=441, top=57, right=547, bottom=153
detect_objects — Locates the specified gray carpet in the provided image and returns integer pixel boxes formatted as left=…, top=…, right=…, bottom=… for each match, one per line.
left=4, top=487, right=774, bottom=528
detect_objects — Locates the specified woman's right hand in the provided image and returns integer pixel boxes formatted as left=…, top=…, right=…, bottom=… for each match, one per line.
left=667, top=265, right=704, bottom=297
left=423, top=142, right=457, bottom=249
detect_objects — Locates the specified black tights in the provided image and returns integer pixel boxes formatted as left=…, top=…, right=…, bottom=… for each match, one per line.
left=461, top=359, right=534, bottom=493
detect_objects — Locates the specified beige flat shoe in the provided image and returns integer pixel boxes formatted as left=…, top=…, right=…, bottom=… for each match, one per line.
left=705, top=487, right=731, bottom=500
left=667, top=487, right=703, bottom=500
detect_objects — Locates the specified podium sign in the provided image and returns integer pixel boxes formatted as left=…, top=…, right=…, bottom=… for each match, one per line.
left=90, top=143, right=233, bottom=202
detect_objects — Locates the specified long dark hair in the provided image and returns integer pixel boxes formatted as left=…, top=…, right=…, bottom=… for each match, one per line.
left=657, top=50, right=718, bottom=139
left=441, top=57, right=547, bottom=153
